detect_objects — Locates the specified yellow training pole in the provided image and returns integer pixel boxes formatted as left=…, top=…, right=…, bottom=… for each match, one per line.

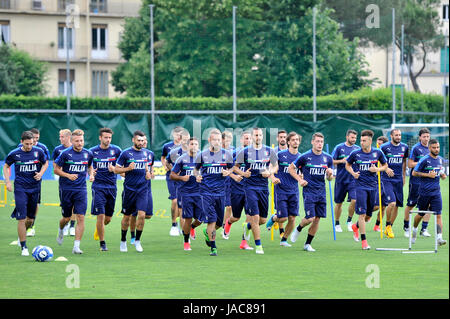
left=271, top=144, right=275, bottom=241
left=376, top=143, right=383, bottom=239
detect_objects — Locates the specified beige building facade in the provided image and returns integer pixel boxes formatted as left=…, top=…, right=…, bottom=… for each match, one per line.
left=0, top=0, right=141, bottom=98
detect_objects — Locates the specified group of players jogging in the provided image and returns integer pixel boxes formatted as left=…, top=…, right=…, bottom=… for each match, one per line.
left=2, top=125, right=447, bottom=257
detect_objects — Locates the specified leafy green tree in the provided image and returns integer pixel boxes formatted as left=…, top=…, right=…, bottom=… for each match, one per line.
left=0, top=45, right=48, bottom=96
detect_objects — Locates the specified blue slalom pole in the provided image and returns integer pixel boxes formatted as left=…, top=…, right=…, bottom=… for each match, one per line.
left=326, top=144, right=336, bottom=241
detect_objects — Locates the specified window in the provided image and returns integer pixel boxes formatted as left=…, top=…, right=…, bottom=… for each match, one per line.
left=444, top=85, right=449, bottom=97
left=92, top=71, right=109, bottom=97
left=0, top=0, right=11, bottom=9
left=32, top=0, right=43, bottom=10
left=0, top=21, right=10, bottom=45
left=91, top=24, right=107, bottom=59
left=443, top=4, right=449, bottom=21
left=58, top=23, right=74, bottom=58
left=58, top=0, right=74, bottom=12
left=58, top=69, right=75, bottom=96
left=441, top=47, right=449, bottom=73
left=90, top=0, right=107, bottom=13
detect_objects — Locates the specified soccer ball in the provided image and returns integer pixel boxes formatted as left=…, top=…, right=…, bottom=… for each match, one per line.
left=32, top=245, right=53, bottom=262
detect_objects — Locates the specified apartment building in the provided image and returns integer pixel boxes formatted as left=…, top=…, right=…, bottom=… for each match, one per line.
left=0, top=0, right=141, bottom=98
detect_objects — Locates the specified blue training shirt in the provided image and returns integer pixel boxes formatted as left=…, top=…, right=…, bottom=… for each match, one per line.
left=195, top=148, right=234, bottom=196
left=230, top=147, right=246, bottom=193
left=380, top=141, right=409, bottom=183
left=55, top=147, right=93, bottom=191
left=116, top=147, right=150, bottom=191
left=292, top=150, right=333, bottom=196
left=162, top=141, right=180, bottom=180
left=172, top=153, right=200, bottom=196
left=331, top=142, right=360, bottom=184
left=409, top=142, right=429, bottom=185
left=5, top=146, right=47, bottom=191
left=89, top=144, right=122, bottom=189
left=414, top=155, right=444, bottom=196
left=275, top=149, right=301, bottom=195
left=345, top=147, right=387, bottom=190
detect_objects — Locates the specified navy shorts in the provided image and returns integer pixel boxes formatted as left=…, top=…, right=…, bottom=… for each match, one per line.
left=417, top=193, right=442, bottom=216
left=60, top=189, right=88, bottom=217
left=91, top=187, right=117, bottom=217
left=355, top=188, right=378, bottom=217
left=121, top=186, right=148, bottom=216
left=407, top=182, right=420, bottom=207
left=303, top=193, right=327, bottom=219
left=200, top=194, right=225, bottom=226
left=166, top=179, right=177, bottom=200
left=276, top=192, right=299, bottom=218
left=382, top=180, right=404, bottom=207
left=334, top=181, right=356, bottom=204
left=225, top=182, right=232, bottom=207
left=12, top=189, right=39, bottom=220
left=176, top=186, right=182, bottom=208
left=132, top=189, right=153, bottom=217
left=244, top=188, right=269, bottom=218
left=181, top=194, right=206, bottom=222
left=230, top=192, right=247, bottom=219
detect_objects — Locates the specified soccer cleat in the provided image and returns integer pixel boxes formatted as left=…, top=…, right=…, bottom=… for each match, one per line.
left=190, top=227, right=196, bottom=240
left=135, top=241, right=143, bottom=252
left=69, top=227, right=75, bottom=236
left=266, top=214, right=276, bottom=230
left=243, top=223, right=252, bottom=241
left=130, top=237, right=136, bottom=245
left=384, top=225, right=395, bottom=238
left=120, top=241, right=127, bottom=252
left=57, top=229, right=64, bottom=245
left=21, top=248, right=30, bottom=256
left=239, top=240, right=254, bottom=250
left=404, top=228, right=410, bottom=238
left=373, top=224, right=381, bottom=232
left=100, top=244, right=108, bottom=251
left=26, top=227, right=35, bottom=237
left=290, top=228, right=300, bottom=243
left=335, top=224, right=343, bottom=233
left=347, top=222, right=353, bottom=232
left=72, top=246, right=83, bottom=254
left=184, top=242, right=192, bottom=251
left=224, top=218, right=232, bottom=236
left=352, top=224, right=360, bottom=242
left=420, top=229, right=431, bottom=237
left=255, top=245, right=264, bottom=254
left=437, top=238, right=447, bottom=246
left=221, top=229, right=229, bottom=240
left=94, top=227, right=99, bottom=241
left=169, top=226, right=180, bottom=237
left=63, top=224, right=69, bottom=236
left=210, top=248, right=218, bottom=256
left=411, top=228, right=418, bottom=244
left=203, top=228, right=211, bottom=247
left=280, top=241, right=291, bottom=247
left=303, top=244, right=316, bottom=252
left=361, top=240, right=371, bottom=250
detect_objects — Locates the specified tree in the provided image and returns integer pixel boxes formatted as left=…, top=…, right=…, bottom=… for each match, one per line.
left=324, top=0, right=445, bottom=93
left=113, top=0, right=375, bottom=98
left=0, top=45, right=48, bottom=96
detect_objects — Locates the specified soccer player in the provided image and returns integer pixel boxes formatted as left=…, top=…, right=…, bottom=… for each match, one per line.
left=222, top=130, right=235, bottom=238
left=222, top=130, right=252, bottom=248
left=233, top=127, right=278, bottom=255
left=403, top=128, right=431, bottom=238
left=274, top=130, right=288, bottom=153
left=194, top=129, right=234, bottom=256
left=288, top=132, right=333, bottom=252
left=166, top=129, right=191, bottom=236
left=17, top=128, right=50, bottom=237
left=170, top=137, right=204, bottom=251
left=266, top=131, right=302, bottom=247
left=345, top=129, right=388, bottom=250
left=129, top=135, right=155, bottom=245
left=89, top=128, right=122, bottom=251
left=115, top=131, right=151, bottom=253
left=377, top=129, right=409, bottom=238
left=331, top=129, right=360, bottom=232
left=3, top=131, right=48, bottom=256
left=161, top=126, right=184, bottom=236
left=372, top=135, right=389, bottom=231
left=411, top=139, right=447, bottom=246
left=52, top=129, right=76, bottom=236
left=54, top=129, right=94, bottom=254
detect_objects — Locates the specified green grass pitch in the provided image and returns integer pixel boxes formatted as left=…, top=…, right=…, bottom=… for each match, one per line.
left=0, top=177, right=448, bottom=299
